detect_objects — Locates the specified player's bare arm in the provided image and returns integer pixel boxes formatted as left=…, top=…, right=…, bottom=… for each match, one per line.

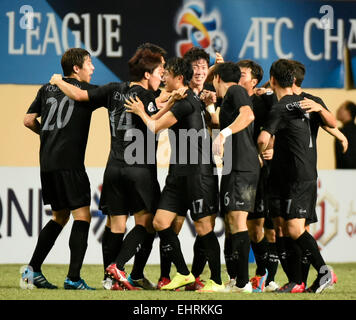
left=257, top=130, right=272, bottom=155
left=322, top=126, right=348, bottom=153
left=125, top=96, right=177, bottom=133
left=212, top=105, right=254, bottom=156
left=201, top=89, right=219, bottom=127
left=299, top=97, right=337, bottom=128
left=262, top=135, right=275, bottom=160
left=50, top=74, right=89, bottom=101
left=24, top=113, right=40, bottom=135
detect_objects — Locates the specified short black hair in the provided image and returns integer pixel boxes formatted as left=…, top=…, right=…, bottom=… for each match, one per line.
left=290, top=60, right=306, bottom=87
left=164, top=57, right=193, bottom=86
left=212, top=62, right=241, bottom=83
left=344, top=101, right=356, bottom=121
left=61, top=48, right=91, bottom=76
left=237, top=59, right=264, bottom=86
left=183, top=46, right=210, bottom=66
left=269, top=59, right=295, bottom=88
left=136, top=43, right=167, bottom=59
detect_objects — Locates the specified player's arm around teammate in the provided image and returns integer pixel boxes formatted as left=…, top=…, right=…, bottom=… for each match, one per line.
left=126, top=57, right=223, bottom=292
left=22, top=48, right=97, bottom=290
left=211, top=62, right=260, bottom=292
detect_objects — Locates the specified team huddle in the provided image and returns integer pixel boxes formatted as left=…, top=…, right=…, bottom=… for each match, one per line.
left=22, top=43, right=340, bottom=294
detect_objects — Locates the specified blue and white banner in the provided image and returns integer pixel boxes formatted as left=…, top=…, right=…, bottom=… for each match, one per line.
left=1, top=0, right=356, bottom=87
left=1, top=167, right=356, bottom=264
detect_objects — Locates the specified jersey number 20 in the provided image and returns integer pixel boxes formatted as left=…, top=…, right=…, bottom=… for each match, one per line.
left=42, top=96, right=74, bottom=131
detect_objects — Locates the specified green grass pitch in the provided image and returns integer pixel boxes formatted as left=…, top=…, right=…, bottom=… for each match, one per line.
left=1, top=263, right=355, bottom=301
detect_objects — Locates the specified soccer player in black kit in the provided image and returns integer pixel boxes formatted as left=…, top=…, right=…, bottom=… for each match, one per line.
left=237, top=59, right=279, bottom=292
left=125, top=57, right=223, bottom=292
left=50, top=47, right=173, bottom=290
left=211, top=62, right=260, bottom=293
left=290, top=59, right=338, bottom=289
left=156, top=47, right=218, bottom=291
left=258, top=59, right=335, bottom=293
left=22, top=48, right=97, bottom=290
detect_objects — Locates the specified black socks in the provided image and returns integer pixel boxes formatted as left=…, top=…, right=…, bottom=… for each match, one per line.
left=29, top=219, right=63, bottom=272
left=285, top=237, right=303, bottom=285
left=296, top=231, right=326, bottom=276
left=115, top=225, right=148, bottom=271
left=159, top=241, right=172, bottom=279
left=130, top=232, right=156, bottom=280
left=158, top=227, right=189, bottom=276
left=198, top=231, right=222, bottom=285
left=224, top=234, right=237, bottom=279
left=266, top=241, right=279, bottom=285
left=251, top=237, right=269, bottom=276
left=67, top=220, right=90, bottom=282
left=231, top=230, right=250, bottom=288
left=102, top=226, right=124, bottom=277
left=275, top=236, right=290, bottom=281
left=191, top=235, right=207, bottom=279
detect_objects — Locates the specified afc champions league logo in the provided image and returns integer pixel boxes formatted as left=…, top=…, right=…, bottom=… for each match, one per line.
left=175, top=1, right=228, bottom=64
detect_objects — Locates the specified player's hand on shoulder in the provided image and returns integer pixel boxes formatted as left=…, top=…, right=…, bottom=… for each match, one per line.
left=254, top=87, right=267, bottom=96
left=49, top=74, right=62, bottom=85
left=125, top=96, right=144, bottom=115
left=299, top=97, right=322, bottom=113
left=156, top=89, right=171, bottom=104
left=200, top=90, right=216, bottom=106
left=171, top=87, right=188, bottom=102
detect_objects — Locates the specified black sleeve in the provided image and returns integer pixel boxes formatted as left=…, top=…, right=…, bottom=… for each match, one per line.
left=334, top=137, right=344, bottom=168
left=230, top=85, right=253, bottom=111
left=27, top=86, right=44, bottom=114
left=137, top=90, right=159, bottom=116
left=260, top=92, right=277, bottom=109
left=170, top=99, right=194, bottom=121
left=263, top=104, right=284, bottom=135
left=87, top=82, right=116, bottom=107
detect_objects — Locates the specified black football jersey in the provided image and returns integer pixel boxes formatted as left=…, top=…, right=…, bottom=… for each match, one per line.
left=27, top=78, right=99, bottom=172
left=88, top=83, right=159, bottom=168
left=168, top=89, right=214, bottom=176
left=263, top=94, right=318, bottom=182
left=251, top=94, right=272, bottom=144
left=219, top=85, right=260, bottom=172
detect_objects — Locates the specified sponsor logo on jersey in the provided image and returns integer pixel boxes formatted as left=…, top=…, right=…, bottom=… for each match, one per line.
left=147, top=102, right=157, bottom=112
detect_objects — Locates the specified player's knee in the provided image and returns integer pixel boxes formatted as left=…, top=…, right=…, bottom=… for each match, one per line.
left=265, top=228, right=276, bottom=242
left=172, top=217, right=184, bottom=234
left=247, top=220, right=264, bottom=242
left=194, top=222, right=213, bottom=236
left=153, top=217, right=167, bottom=231
left=52, top=211, right=70, bottom=226
left=248, top=229, right=263, bottom=243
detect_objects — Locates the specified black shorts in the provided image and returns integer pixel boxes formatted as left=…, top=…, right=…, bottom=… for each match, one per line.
left=220, top=170, right=259, bottom=216
left=41, top=169, right=91, bottom=211
left=284, top=180, right=317, bottom=222
left=268, top=172, right=288, bottom=219
left=158, top=173, right=219, bottom=221
left=248, top=165, right=269, bottom=220
left=99, top=165, right=161, bottom=216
